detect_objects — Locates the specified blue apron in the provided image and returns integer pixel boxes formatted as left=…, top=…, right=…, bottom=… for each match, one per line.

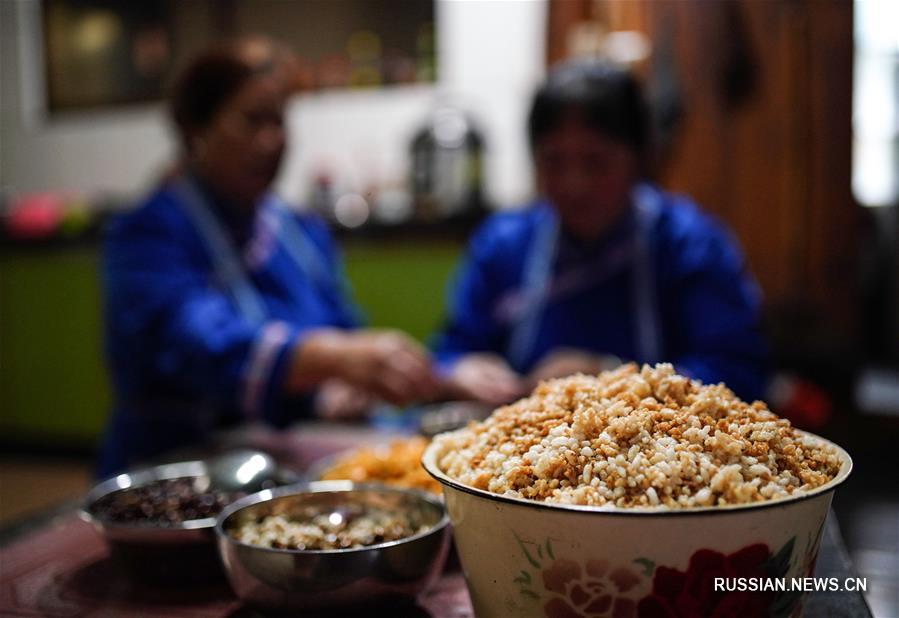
left=173, top=176, right=335, bottom=327
left=506, top=183, right=663, bottom=369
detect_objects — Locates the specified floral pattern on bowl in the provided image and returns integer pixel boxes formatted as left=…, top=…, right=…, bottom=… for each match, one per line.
left=514, top=532, right=645, bottom=618
left=513, top=526, right=825, bottom=618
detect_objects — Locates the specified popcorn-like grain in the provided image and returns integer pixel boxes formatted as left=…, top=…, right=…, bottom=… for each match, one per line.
left=434, top=364, right=842, bottom=508
left=232, top=508, right=427, bottom=550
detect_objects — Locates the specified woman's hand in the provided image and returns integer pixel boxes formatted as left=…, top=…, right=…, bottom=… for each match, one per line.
left=314, top=378, right=376, bottom=421
left=444, top=353, right=528, bottom=405
left=528, top=348, right=621, bottom=384
left=288, top=329, right=440, bottom=406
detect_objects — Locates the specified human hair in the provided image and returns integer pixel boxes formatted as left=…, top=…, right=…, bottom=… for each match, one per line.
left=170, top=37, right=282, bottom=149
left=528, top=59, right=649, bottom=158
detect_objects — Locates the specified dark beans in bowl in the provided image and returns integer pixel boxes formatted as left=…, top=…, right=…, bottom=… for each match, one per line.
left=89, top=477, right=243, bottom=526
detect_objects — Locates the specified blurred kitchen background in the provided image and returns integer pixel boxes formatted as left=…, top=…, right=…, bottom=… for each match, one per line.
left=0, top=0, right=897, bottom=613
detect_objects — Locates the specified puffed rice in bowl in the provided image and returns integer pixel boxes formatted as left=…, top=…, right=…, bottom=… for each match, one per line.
left=421, top=364, right=851, bottom=618
left=216, top=481, right=450, bottom=611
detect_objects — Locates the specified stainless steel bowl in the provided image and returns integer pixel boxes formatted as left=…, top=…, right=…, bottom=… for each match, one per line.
left=81, top=456, right=289, bottom=583
left=216, top=481, right=451, bottom=611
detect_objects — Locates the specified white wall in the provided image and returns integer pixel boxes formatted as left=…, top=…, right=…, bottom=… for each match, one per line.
left=437, top=0, right=546, bottom=206
left=1, top=0, right=546, bottom=208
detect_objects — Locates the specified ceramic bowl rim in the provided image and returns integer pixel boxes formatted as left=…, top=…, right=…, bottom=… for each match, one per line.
left=422, top=429, right=852, bottom=517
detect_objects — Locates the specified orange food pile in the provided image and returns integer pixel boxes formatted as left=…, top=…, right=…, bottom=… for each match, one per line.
left=320, top=436, right=441, bottom=495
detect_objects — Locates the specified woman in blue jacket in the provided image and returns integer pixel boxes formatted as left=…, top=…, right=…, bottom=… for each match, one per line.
left=435, top=60, right=767, bottom=405
left=98, top=38, right=437, bottom=477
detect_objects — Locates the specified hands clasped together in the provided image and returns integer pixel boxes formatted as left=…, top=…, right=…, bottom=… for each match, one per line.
left=288, top=328, right=619, bottom=418
left=444, top=348, right=621, bottom=405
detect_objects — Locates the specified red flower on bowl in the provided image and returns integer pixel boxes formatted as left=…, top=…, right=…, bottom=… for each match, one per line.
left=636, top=544, right=776, bottom=618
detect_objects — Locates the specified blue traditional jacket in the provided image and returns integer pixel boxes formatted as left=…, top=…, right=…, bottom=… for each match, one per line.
left=98, top=175, right=358, bottom=476
left=433, top=184, right=768, bottom=401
